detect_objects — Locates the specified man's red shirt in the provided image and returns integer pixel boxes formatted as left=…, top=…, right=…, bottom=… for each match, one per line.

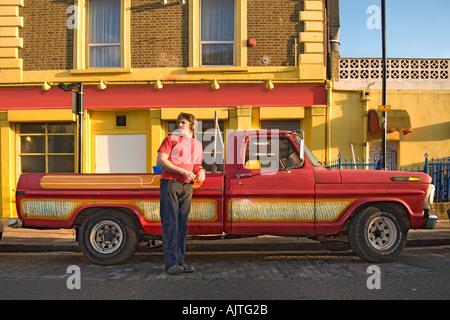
left=158, top=134, right=203, bottom=183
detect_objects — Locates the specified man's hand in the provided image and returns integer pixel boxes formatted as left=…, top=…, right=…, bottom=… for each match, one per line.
left=196, top=168, right=206, bottom=183
left=181, top=169, right=197, bottom=182
left=157, top=151, right=205, bottom=183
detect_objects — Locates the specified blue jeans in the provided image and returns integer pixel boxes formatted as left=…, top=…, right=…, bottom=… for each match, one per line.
left=159, top=179, right=193, bottom=269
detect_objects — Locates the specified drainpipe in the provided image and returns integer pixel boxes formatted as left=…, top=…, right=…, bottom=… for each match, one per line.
left=325, top=0, right=340, bottom=165
left=361, top=90, right=371, bottom=164
left=327, top=0, right=340, bottom=80
left=325, top=79, right=334, bottom=165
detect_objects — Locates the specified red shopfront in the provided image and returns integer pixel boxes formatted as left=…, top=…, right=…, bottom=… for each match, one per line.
left=0, top=84, right=325, bottom=110
left=0, top=84, right=326, bottom=174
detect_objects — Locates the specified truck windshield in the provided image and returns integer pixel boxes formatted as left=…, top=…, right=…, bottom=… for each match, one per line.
left=293, top=134, right=323, bottom=167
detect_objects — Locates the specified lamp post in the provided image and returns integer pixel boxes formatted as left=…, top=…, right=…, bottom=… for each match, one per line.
left=381, top=0, right=387, bottom=170
left=57, top=82, right=84, bottom=173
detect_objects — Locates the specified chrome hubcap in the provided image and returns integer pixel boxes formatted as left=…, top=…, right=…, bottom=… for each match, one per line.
left=367, top=216, right=397, bottom=251
left=90, top=220, right=123, bottom=254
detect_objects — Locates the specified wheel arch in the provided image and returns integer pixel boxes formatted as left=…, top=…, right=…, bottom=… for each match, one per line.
left=73, top=205, right=145, bottom=238
left=343, top=200, right=412, bottom=231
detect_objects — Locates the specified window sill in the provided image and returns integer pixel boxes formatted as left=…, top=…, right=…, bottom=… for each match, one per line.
left=186, top=66, right=248, bottom=73
left=70, top=68, right=132, bottom=75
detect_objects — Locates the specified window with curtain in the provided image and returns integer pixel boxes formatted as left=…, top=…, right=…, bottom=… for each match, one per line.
left=89, top=0, right=121, bottom=68
left=200, top=0, right=235, bottom=66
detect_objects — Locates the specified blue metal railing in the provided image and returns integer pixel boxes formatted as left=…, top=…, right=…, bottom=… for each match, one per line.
left=328, top=153, right=450, bottom=202
left=423, top=154, right=450, bottom=203
left=328, top=153, right=382, bottom=170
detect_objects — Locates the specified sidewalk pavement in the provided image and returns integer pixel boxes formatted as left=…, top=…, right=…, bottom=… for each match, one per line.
left=1, top=221, right=449, bottom=253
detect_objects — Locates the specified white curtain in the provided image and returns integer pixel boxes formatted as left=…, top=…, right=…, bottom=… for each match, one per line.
left=89, top=0, right=121, bottom=68
left=201, top=0, right=235, bottom=65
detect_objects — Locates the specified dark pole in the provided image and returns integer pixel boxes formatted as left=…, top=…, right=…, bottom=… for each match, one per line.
left=381, top=0, right=387, bottom=170
left=57, top=82, right=83, bottom=173
left=76, top=83, right=84, bottom=173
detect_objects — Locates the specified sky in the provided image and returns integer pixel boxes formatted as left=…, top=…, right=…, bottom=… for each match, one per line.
left=339, top=0, right=450, bottom=58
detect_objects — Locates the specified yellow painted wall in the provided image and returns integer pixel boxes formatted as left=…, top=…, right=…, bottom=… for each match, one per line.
left=329, top=89, right=450, bottom=168
left=369, top=90, right=450, bottom=167
left=329, top=90, right=366, bottom=162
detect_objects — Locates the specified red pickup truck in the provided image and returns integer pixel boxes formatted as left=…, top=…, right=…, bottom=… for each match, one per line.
left=13, top=130, right=436, bottom=264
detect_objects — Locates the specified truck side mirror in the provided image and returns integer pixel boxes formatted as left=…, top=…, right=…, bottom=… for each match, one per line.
left=298, top=129, right=305, bottom=163
left=299, top=139, right=304, bottom=163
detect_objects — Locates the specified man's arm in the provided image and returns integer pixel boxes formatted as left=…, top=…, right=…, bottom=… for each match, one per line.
left=157, top=151, right=196, bottom=181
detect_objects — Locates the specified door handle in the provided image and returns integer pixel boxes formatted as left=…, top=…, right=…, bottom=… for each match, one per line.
left=235, top=173, right=252, bottom=179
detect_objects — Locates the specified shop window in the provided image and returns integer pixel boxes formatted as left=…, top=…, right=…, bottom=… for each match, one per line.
left=168, top=119, right=224, bottom=172
left=18, top=123, right=75, bottom=173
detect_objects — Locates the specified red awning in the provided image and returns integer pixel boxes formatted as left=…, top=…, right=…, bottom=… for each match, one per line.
left=369, top=109, right=412, bottom=135
left=0, top=84, right=326, bottom=110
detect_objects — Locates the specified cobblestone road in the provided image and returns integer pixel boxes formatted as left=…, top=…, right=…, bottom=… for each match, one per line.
left=0, top=249, right=437, bottom=282
left=1, top=247, right=450, bottom=301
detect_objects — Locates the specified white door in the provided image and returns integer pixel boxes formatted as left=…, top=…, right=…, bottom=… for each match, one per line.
left=95, top=134, right=147, bottom=173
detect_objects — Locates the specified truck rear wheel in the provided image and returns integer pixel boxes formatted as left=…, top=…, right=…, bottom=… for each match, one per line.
left=79, top=210, right=138, bottom=265
left=348, top=205, right=408, bottom=263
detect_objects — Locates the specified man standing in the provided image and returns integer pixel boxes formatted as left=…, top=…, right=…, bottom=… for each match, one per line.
left=157, top=113, right=206, bottom=275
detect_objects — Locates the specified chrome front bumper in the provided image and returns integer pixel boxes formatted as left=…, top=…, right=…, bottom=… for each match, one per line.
left=423, top=214, right=438, bottom=229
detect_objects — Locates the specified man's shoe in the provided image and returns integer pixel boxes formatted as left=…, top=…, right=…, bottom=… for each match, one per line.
left=180, top=264, right=195, bottom=273
left=166, top=264, right=183, bottom=275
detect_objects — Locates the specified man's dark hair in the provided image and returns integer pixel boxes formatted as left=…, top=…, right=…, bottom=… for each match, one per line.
left=177, top=112, right=197, bottom=136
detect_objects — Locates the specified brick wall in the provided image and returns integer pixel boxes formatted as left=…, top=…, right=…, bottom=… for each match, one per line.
left=20, top=0, right=72, bottom=71
left=247, top=0, right=302, bottom=67
left=131, top=1, right=188, bottom=68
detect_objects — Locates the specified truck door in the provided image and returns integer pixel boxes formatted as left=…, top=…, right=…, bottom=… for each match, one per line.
left=228, top=133, right=315, bottom=235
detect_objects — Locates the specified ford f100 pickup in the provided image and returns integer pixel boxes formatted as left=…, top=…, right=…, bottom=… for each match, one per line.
left=13, top=130, right=437, bottom=264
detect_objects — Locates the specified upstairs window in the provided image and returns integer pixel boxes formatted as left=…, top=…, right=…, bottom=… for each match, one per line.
left=200, top=0, right=235, bottom=66
left=88, top=0, right=121, bottom=68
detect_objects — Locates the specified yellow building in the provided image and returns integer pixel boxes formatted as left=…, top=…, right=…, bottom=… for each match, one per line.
left=0, top=0, right=334, bottom=219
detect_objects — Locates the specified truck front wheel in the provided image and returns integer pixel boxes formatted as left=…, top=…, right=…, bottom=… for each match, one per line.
left=348, top=205, right=408, bottom=263
left=79, top=210, right=139, bottom=265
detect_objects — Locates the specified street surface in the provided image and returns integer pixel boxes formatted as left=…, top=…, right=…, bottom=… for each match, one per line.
left=1, top=245, right=449, bottom=303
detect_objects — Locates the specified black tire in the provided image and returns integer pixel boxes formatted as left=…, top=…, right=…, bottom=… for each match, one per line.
left=348, top=205, right=408, bottom=263
left=79, top=209, right=139, bottom=265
